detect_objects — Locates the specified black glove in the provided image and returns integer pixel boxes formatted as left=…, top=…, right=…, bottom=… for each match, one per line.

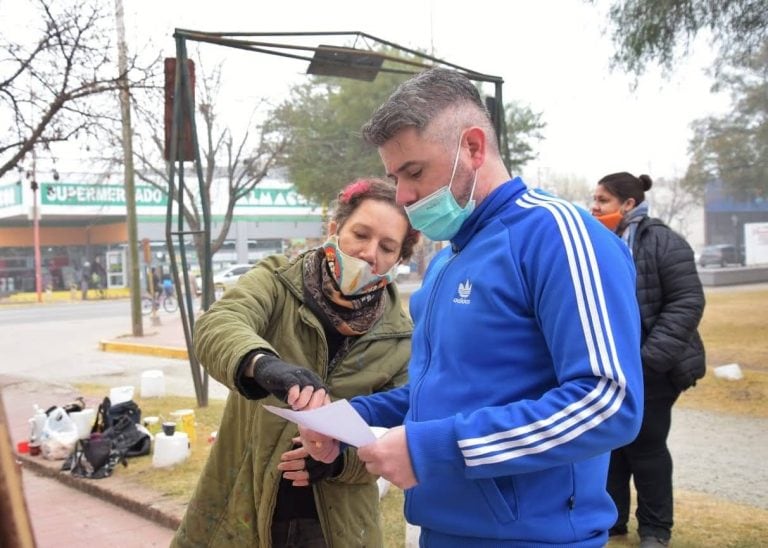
left=252, top=354, right=327, bottom=403
left=305, top=453, right=344, bottom=483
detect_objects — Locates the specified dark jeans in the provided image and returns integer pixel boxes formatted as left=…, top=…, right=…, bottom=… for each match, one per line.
left=271, top=518, right=327, bottom=548
left=607, top=395, right=678, bottom=540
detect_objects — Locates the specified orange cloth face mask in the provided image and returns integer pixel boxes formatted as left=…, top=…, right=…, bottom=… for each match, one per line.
left=596, top=210, right=623, bottom=231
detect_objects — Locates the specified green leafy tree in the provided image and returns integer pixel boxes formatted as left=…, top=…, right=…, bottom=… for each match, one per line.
left=503, top=100, right=545, bottom=174
left=683, top=41, right=768, bottom=199
left=592, top=0, right=768, bottom=75
left=273, top=68, right=545, bottom=209
left=271, top=71, right=406, bottom=210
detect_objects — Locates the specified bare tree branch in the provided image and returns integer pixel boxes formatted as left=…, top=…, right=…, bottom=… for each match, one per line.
left=119, top=57, right=289, bottom=265
left=0, top=0, right=157, bottom=178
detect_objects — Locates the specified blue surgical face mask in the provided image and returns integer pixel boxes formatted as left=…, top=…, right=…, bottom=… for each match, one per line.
left=404, top=135, right=478, bottom=241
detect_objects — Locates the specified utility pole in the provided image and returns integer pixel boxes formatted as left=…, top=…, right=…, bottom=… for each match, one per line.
left=114, top=0, right=142, bottom=336
left=30, top=148, right=42, bottom=303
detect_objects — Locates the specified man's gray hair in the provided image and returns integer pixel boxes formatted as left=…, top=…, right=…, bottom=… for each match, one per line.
left=361, top=67, right=494, bottom=147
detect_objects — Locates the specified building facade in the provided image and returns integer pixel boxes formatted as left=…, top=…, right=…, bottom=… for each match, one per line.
left=704, top=181, right=768, bottom=263
left=0, top=177, right=323, bottom=294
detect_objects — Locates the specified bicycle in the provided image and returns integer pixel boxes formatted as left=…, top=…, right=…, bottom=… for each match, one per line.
left=141, top=290, right=178, bottom=315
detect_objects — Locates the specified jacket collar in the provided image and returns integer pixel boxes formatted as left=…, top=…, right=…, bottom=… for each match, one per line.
left=450, top=177, right=528, bottom=252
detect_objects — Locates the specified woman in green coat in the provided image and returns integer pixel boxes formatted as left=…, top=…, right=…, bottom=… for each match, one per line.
left=172, top=178, right=420, bottom=548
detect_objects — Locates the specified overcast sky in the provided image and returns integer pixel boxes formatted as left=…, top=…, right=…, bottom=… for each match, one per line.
left=4, top=0, right=732, bottom=188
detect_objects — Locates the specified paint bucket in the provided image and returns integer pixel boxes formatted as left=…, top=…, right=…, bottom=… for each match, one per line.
left=170, top=409, right=196, bottom=443
left=151, top=432, right=190, bottom=468
left=140, top=370, right=166, bottom=398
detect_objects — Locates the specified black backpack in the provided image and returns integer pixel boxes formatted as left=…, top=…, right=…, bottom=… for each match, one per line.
left=92, top=396, right=142, bottom=432
left=91, top=396, right=150, bottom=459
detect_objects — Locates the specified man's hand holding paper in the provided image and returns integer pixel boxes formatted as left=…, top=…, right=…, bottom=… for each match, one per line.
left=357, top=426, right=417, bottom=489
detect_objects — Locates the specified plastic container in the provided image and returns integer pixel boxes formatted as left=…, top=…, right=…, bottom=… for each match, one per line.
left=109, top=385, right=135, bottom=404
left=29, top=405, right=47, bottom=447
left=152, top=432, right=190, bottom=467
left=68, top=408, right=96, bottom=440
left=140, top=370, right=166, bottom=398
left=143, top=416, right=160, bottom=435
left=170, top=409, right=196, bottom=442
left=714, top=363, right=743, bottom=381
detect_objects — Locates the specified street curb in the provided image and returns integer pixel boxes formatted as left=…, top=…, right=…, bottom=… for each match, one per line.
left=16, top=451, right=182, bottom=531
left=99, top=340, right=188, bottom=360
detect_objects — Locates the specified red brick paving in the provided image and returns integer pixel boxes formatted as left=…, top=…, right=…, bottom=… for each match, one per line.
left=22, top=470, right=174, bottom=547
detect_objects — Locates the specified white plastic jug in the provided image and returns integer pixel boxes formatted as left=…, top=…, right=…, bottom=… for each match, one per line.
left=152, top=432, right=190, bottom=467
left=68, top=408, right=96, bottom=440
left=140, top=370, right=166, bottom=398
left=109, top=385, right=135, bottom=404
left=29, top=405, right=47, bottom=445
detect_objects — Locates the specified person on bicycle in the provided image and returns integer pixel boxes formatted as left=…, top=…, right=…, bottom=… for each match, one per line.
left=162, top=274, right=174, bottom=298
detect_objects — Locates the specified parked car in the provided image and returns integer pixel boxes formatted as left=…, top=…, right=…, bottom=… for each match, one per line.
left=195, top=263, right=253, bottom=298
left=698, top=244, right=741, bottom=268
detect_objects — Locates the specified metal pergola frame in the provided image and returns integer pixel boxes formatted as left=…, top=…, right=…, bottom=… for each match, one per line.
left=166, top=30, right=505, bottom=406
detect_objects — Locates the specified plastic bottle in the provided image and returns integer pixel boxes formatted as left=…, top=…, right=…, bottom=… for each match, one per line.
left=28, top=405, right=47, bottom=456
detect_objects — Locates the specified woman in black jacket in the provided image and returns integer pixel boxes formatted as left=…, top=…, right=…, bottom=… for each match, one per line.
left=591, top=172, right=706, bottom=548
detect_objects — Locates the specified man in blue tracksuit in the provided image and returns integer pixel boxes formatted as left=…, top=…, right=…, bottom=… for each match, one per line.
left=302, top=67, right=643, bottom=547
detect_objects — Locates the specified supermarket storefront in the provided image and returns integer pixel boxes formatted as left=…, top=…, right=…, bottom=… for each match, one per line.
left=0, top=179, right=323, bottom=293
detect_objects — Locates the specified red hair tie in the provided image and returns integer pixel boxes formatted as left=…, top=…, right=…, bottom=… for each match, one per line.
left=340, top=180, right=371, bottom=203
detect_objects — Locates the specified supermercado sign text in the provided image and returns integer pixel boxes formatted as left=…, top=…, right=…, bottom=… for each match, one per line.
left=39, top=183, right=313, bottom=209
left=241, top=187, right=314, bottom=208
left=41, top=183, right=167, bottom=206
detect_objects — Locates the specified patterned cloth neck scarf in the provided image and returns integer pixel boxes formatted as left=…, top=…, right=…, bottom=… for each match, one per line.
left=303, top=248, right=387, bottom=336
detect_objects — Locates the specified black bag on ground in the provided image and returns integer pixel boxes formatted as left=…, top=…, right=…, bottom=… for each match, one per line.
left=62, top=414, right=151, bottom=478
left=63, top=434, right=124, bottom=479
left=103, top=415, right=151, bottom=458
left=91, top=396, right=142, bottom=433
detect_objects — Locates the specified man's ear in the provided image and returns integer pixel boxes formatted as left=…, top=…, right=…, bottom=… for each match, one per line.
left=464, top=126, right=486, bottom=169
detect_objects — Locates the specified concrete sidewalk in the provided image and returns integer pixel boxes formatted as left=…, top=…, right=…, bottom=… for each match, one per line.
left=98, top=307, right=193, bottom=361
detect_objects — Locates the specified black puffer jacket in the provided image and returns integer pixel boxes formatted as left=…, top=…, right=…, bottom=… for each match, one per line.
left=630, top=216, right=706, bottom=397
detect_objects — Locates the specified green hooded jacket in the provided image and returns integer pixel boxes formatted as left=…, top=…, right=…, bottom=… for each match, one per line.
left=172, top=251, right=412, bottom=547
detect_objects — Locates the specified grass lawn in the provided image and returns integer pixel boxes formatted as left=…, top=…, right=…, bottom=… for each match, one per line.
left=78, top=286, right=768, bottom=546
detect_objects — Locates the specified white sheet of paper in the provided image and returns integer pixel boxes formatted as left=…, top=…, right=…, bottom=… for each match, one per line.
left=263, top=399, right=377, bottom=448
